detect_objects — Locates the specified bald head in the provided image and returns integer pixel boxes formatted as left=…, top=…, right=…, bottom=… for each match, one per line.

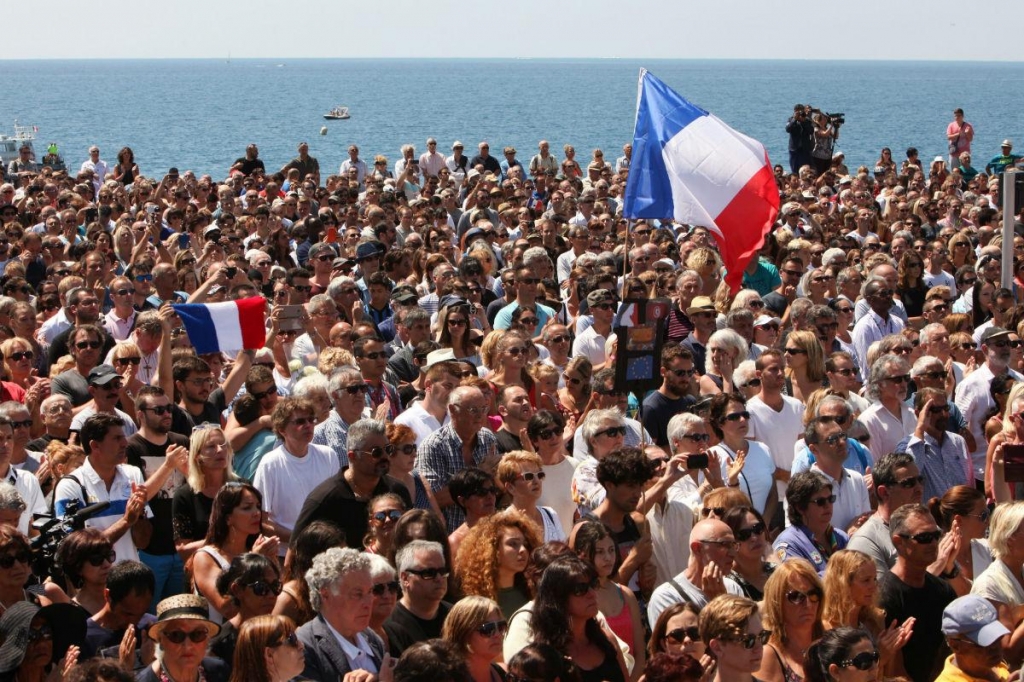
left=691, top=518, right=731, bottom=544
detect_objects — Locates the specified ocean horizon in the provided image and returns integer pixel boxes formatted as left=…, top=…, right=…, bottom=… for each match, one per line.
left=3, top=58, right=1022, bottom=179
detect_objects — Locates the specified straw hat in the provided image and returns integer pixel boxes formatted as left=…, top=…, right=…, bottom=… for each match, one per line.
left=148, top=595, right=221, bottom=641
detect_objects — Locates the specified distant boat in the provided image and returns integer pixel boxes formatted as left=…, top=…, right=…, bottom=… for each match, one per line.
left=323, top=106, right=350, bottom=120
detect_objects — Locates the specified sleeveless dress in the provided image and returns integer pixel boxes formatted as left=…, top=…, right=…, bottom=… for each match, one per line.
left=601, top=586, right=634, bottom=658
left=767, top=644, right=803, bottom=682
left=195, top=546, right=230, bottom=624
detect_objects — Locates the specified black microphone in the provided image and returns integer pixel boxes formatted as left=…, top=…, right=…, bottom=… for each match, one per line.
left=72, top=501, right=111, bottom=524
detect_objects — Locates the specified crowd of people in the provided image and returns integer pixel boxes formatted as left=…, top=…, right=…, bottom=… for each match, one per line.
left=0, top=113, right=1020, bottom=682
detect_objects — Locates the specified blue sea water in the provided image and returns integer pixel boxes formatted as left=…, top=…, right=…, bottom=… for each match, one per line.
left=2, top=58, right=1022, bottom=179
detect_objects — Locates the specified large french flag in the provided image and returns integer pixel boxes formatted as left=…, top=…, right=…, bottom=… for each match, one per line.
left=622, top=69, right=780, bottom=293
left=171, top=297, right=267, bottom=354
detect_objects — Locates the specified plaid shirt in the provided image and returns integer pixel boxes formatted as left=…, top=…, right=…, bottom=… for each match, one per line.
left=312, top=411, right=353, bottom=467
left=418, top=424, right=497, bottom=532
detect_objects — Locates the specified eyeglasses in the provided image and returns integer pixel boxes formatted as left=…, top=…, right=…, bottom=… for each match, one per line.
left=701, top=507, right=725, bottom=517
left=700, top=538, right=739, bottom=551
left=722, top=630, right=771, bottom=649
left=0, top=551, right=31, bottom=569
left=373, top=510, right=403, bottom=523
left=595, top=426, right=627, bottom=438
left=839, top=650, right=880, bottom=671
left=290, top=417, right=317, bottom=427
left=547, top=335, right=569, bottom=344
left=9, top=419, right=32, bottom=430
left=405, top=567, right=450, bottom=580
left=457, top=405, right=487, bottom=416
left=87, top=550, right=117, bottom=567
left=270, top=632, right=300, bottom=649
left=115, top=356, right=141, bottom=366
left=517, top=471, right=547, bottom=482
left=477, top=620, right=509, bottom=637
left=783, top=348, right=807, bottom=356
left=8, top=351, right=33, bottom=362
left=75, top=340, right=102, bottom=350
left=670, top=368, right=697, bottom=378
left=114, top=288, right=135, bottom=296
left=447, top=318, right=467, bottom=327
left=665, top=626, right=701, bottom=644
left=27, top=626, right=53, bottom=643
left=371, top=580, right=400, bottom=597
left=570, top=579, right=599, bottom=597
left=723, top=411, right=750, bottom=422
left=824, top=433, right=848, bottom=446
left=735, top=523, right=765, bottom=542
left=809, top=494, right=837, bottom=507
left=884, top=374, right=910, bottom=384
left=893, top=475, right=926, bottom=489
left=504, top=346, right=528, bottom=356
left=741, top=378, right=762, bottom=389
left=162, top=629, right=210, bottom=644
left=785, top=588, right=823, bottom=605
left=247, top=580, right=283, bottom=597
left=250, top=387, right=276, bottom=401
left=519, top=317, right=539, bottom=325
left=358, top=351, right=387, bottom=360
left=469, top=487, right=499, bottom=498
left=820, top=413, right=849, bottom=426
left=396, top=444, right=417, bottom=456
left=681, top=433, right=710, bottom=443
left=135, top=274, right=154, bottom=282
left=899, top=529, right=942, bottom=544
left=338, top=383, right=370, bottom=395
left=967, top=509, right=991, bottom=523
left=928, top=403, right=951, bottom=415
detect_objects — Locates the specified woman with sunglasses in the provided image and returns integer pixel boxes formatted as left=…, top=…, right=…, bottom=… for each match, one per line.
left=572, top=521, right=645, bottom=678
left=141, top=594, right=226, bottom=682
left=984, top=383, right=1024, bottom=499
left=486, top=331, right=534, bottom=395
left=722, top=506, right=774, bottom=601
left=193, top=483, right=279, bottom=625
left=929, top=485, right=996, bottom=583
left=558, top=356, right=592, bottom=422
left=772, top=472, right=848, bottom=576
left=438, top=304, right=481, bottom=366
left=648, top=602, right=711, bottom=674
left=365, top=553, right=399, bottom=651
left=448, top=468, right=499, bottom=560
left=804, top=627, right=880, bottom=682
left=441, top=595, right=508, bottom=682
left=456, top=510, right=541, bottom=621
left=229, top=613, right=305, bottom=682
left=530, top=555, right=628, bottom=682
left=53, top=528, right=116, bottom=615
left=498, top=451, right=566, bottom=543
left=172, top=424, right=241, bottom=561
left=970, top=501, right=1024, bottom=658
left=758, top=559, right=825, bottom=682
left=363, top=493, right=407, bottom=558
left=210, top=553, right=282, bottom=664
left=821, top=550, right=911, bottom=671
left=274, top=520, right=345, bottom=627
left=708, top=393, right=777, bottom=518
left=784, top=331, right=826, bottom=404
left=385, top=423, right=443, bottom=519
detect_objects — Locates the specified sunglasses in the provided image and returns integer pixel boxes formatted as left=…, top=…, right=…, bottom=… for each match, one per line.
left=564, top=375, right=584, bottom=386
left=665, top=626, right=701, bottom=644
left=928, top=404, right=951, bottom=414
left=681, top=433, right=710, bottom=443
left=893, top=475, right=926, bottom=489
left=840, top=651, right=880, bottom=671
left=270, top=632, right=300, bottom=649
left=596, top=426, right=627, bottom=438
left=0, top=550, right=32, bottom=569
left=723, top=411, right=750, bottom=422
left=477, top=620, right=509, bottom=637
left=115, top=356, right=141, bottom=366
left=735, top=523, right=766, bottom=542
left=884, top=374, right=910, bottom=384
left=397, top=444, right=417, bottom=455
left=27, top=626, right=53, bottom=643
left=372, top=580, right=400, bottom=597
left=373, top=510, right=403, bottom=523
left=723, top=630, right=772, bottom=649
left=534, top=428, right=559, bottom=441
left=75, top=341, right=102, bottom=350
left=290, top=417, right=316, bottom=427
left=358, top=351, right=387, bottom=360
left=339, top=383, right=370, bottom=395
left=742, top=378, right=762, bottom=389
left=547, top=335, right=570, bottom=344
left=820, top=414, right=849, bottom=426
left=355, top=445, right=397, bottom=459
left=162, top=629, right=211, bottom=644
left=9, top=419, right=32, bottom=430
left=785, top=588, right=823, bottom=605
left=570, top=579, right=599, bottom=597
left=517, top=471, right=547, bottom=482
left=670, top=368, right=697, bottom=378
left=702, top=506, right=726, bottom=517
left=248, top=580, right=283, bottom=597
left=504, top=346, right=529, bottom=357
left=824, top=433, right=847, bottom=446
left=405, top=567, right=450, bottom=580
left=809, top=494, right=837, bottom=507
left=87, top=550, right=117, bottom=567
left=141, top=404, right=172, bottom=415
left=469, top=487, right=500, bottom=498
left=783, top=347, right=807, bottom=356
left=8, top=350, right=33, bottom=362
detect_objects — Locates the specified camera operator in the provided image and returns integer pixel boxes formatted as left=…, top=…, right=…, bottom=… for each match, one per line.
left=810, top=110, right=840, bottom=176
left=786, top=104, right=815, bottom=174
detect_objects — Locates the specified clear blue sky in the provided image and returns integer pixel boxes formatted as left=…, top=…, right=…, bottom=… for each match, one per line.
left=4, top=0, right=1021, bottom=60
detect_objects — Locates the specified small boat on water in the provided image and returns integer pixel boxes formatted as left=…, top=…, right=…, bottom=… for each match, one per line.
left=0, top=121, right=66, bottom=172
left=323, top=106, right=350, bottom=120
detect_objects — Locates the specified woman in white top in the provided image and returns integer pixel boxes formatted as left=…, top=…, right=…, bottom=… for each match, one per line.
left=708, top=393, right=778, bottom=518
left=497, top=450, right=565, bottom=543
left=971, top=500, right=1024, bottom=661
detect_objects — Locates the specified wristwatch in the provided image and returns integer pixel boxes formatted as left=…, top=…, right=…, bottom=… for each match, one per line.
left=940, top=563, right=961, bottom=580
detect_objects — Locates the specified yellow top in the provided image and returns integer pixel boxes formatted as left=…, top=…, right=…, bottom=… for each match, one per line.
left=933, top=655, right=1010, bottom=682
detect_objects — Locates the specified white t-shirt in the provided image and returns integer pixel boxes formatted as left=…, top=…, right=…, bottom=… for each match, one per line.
left=538, top=456, right=579, bottom=538
left=2, top=468, right=46, bottom=536
left=747, top=395, right=805, bottom=493
left=572, top=325, right=607, bottom=367
left=253, top=443, right=340, bottom=537
left=394, top=402, right=448, bottom=446
left=708, top=440, right=777, bottom=514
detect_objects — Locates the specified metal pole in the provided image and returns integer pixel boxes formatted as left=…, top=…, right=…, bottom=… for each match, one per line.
left=1003, top=170, right=1016, bottom=292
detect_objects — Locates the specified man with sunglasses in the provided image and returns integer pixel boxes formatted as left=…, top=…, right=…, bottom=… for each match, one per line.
left=493, top=264, right=556, bottom=338
left=936, top=595, right=1012, bottom=682
left=955, top=327, right=1024, bottom=488
left=70, top=364, right=139, bottom=437
left=384, top=540, right=452, bottom=657
left=313, top=365, right=371, bottom=457
left=294, top=419, right=411, bottom=553
left=804, top=418, right=870, bottom=532
left=52, top=324, right=108, bottom=408
left=641, top=346, right=696, bottom=448
left=858, top=354, right=916, bottom=463
left=895, top=388, right=972, bottom=504
left=125, top=386, right=190, bottom=605
left=102, top=276, right=137, bottom=342
left=851, top=277, right=905, bottom=372
left=879, top=503, right=958, bottom=682
left=0, top=416, right=45, bottom=537
left=572, top=289, right=616, bottom=368
left=255, top=398, right=341, bottom=553
left=47, top=288, right=113, bottom=369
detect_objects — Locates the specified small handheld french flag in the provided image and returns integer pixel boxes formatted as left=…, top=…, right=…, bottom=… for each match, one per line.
left=623, top=69, right=780, bottom=293
left=172, top=297, right=267, bottom=354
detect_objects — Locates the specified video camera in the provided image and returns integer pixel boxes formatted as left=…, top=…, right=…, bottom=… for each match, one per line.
left=30, top=499, right=111, bottom=580
left=809, top=107, right=846, bottom=127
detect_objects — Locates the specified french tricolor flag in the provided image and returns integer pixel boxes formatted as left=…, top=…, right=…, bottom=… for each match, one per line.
left=623, top=69, right=780, bottom=293
left=172, top=297, right=267, bottom=354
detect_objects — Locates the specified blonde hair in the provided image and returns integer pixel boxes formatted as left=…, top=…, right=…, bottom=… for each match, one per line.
left=821, top=550, right=884, bottom=635
left=990, top=501, right=1024, bottom=560
left=762, top=559, right=824, bottom=646
left=496, top=450, right=544, bottom=487
left=479, top=330, right=505, bottom=370
left=785, top=330, right=825, bottom=382
left=441, top=595, right=501, bottom=655
left=318, top=347, right=355, bottom=375
left=699, top=594, right=760, bottom=646
left=187, top=426, right=240, bottom=492
left=49, top=355, right=75, bottom=378
left=1002, top=383, right=1024, bottom=436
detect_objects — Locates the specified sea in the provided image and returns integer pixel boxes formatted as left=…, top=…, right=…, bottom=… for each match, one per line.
left=2, top=58, right=1023, bottom=179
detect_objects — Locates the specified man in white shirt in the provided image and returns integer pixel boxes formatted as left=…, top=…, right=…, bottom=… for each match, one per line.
left=803, top=417, right=870, bottom=531
left=955, top=326, right=1024, bottom=487
left=418, top=138, right=446, bottom=177
left=923, top=241, right=956, bottom=290
left=851, top=276, right=905, bottom=371
left=80, top=146, right=109, bottom=192
left=572, top=289, right=615, bottom=368
left=103, top=276, right=137, bottom=342
left=339, top=145, right=368, bottom=187
left=859, top=354, right=917, bottom=463
left=254, top=397, right=340, bottom=550
left=746, top=349, right=805, bottom=498
left=556, top=225, right=590, bottom=282
left=70, top=365, right=139, bottom=437
left=394, top=360, right=456, bottom=445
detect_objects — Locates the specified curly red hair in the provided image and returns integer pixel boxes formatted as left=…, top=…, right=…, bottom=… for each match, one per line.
left=454, top=508, right=542, bottom=602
